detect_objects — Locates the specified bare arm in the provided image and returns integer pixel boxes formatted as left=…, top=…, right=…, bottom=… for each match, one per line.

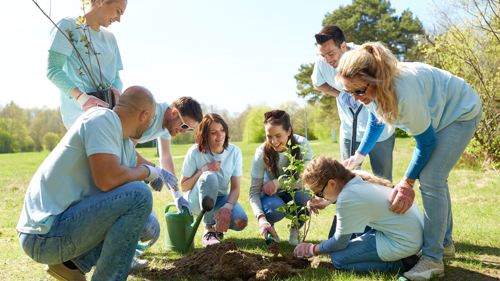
left=158, top=138, right=175, bottom=174
left=180, top=170, right=203, bottom=193
left=313, top=83, right=341, bottom=97
left=227, top=176, right=241, bottom=205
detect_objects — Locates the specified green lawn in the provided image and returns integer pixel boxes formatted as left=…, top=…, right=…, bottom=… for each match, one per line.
left=0, top=139, right=499, bottom=280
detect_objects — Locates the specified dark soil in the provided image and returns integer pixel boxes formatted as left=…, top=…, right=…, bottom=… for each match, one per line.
left=267, top=241, right=280, bottom=257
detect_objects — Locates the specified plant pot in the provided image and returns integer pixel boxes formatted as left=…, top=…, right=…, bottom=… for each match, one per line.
left=87, top=88, right=116, bottom=109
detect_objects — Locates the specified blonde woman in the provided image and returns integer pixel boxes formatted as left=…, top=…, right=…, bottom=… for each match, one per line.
left=336, top=42, right=482, bottom=280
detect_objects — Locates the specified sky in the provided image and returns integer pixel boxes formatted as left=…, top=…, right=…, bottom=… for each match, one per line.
left=0, top=0, right=433, bottom=114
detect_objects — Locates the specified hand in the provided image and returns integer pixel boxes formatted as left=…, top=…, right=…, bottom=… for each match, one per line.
left=294, top=243, right=316, bottom=258
left=109, top=86, right=121, bottom=107
left=213, top=203, right=233, bottom=233
left=258, top=216, right=276, bottom=239
left=307, top=198, right=331, bottom=216
left=389, top=179, right=415, bottom=214
left=342, top=152, right=365, bottom=170
left=154, top=165, right=178, bottom=191
left=201, top=161, right=222, bottom=173
left=76, top=92, right=109, bottom=112
left=262, top=179, right=279, bottom=196
left=148, top=177, right=163, bottom=192
left=172, top=190, right=192, bottom=215
left=142, top=164, right=160, bottom=182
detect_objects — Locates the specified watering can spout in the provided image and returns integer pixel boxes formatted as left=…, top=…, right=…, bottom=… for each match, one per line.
left=186, top=195, right=215, bottom=247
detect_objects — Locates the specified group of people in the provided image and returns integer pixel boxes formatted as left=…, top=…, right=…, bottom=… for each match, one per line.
left=17, top=1, right=482, bottom=281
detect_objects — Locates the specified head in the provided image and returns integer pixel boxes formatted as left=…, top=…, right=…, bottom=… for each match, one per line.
left=195, top=113, right=229, bottom=155
left=335, top=41, right=403, bottom=126
left=165, top=96, right=203, bottom=137
left=114, top=85, right=156, bottom=139
left=89, top=0, right=127, bottom=28
left=315, top=25, right=349, bottom=68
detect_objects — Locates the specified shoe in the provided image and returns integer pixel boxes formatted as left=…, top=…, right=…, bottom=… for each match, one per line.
left=202, top=230, right=220, bottom=247
left=216, top=231, right=224, bottom=241
left=44, top=264, right=86, bottom=281
left=443, top=244, right=456, bottom=258
left=130, top=257, right=149, bottom=271
left=401, top=255, right=420, bottom=272
left=404, top=258, right=444, bottom=280
left=288, top=228, right=300, bottom=246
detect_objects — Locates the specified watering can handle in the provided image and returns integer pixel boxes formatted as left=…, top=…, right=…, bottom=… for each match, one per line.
left=164, top=203, right=177, bottom=214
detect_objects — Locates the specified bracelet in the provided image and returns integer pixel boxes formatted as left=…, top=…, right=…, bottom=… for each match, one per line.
left=76, top=92, right=84, bottom=101
left=402, top=179, right=414, bottom=188
left=313, top=244, right=318, bottom=256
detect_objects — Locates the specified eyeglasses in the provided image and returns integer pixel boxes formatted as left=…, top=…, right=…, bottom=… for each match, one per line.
left=347, top=82, right=370, bottom=97
left=264, top=110, right=286, bottom=119
left=315, top=181, right=329, bottom=198
left=177, top=110, right=196, bottom=132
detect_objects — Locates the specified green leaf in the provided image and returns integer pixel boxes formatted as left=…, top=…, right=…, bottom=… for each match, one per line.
left=289, top=206, right=300, bottom=212
left=285, top=214, right=294, bottom=220
left=75, top=21, right=81, bottom=26
left=299, top=214, right=307, bottom=221
left=286, top=201, right=294, bottom=206
left=276, top=206, right=287, bottom=213
left=80, top=35, right=87, bottom=42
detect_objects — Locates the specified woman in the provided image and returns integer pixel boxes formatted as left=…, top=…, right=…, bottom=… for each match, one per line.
left=295, top=156, right=423, bottom=273
left=249, top=110, right=312, bottom=245
left=336, top=42, right=482, bottom=280
left=180, top=113, right=247, bottom=247
left=47, top=0, right=126, bottom=129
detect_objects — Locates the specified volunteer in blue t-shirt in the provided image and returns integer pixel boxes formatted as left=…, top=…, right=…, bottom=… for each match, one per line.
left=180, top=114, right=247, bottom=247
left=249, top=110, right=312, bottom=246
left=296, top=156, right=423, bottom=273
left=337, top=42, right=482, bottom=281
left=47, top=0, right=127, bottom=129
left=311, top=25, right=395, bottom=181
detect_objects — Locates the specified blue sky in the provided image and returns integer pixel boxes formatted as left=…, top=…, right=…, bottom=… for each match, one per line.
left=0, top=0, right=433, bottom=114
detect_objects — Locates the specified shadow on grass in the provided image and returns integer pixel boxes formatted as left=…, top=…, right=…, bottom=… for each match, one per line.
left=455, top=242, right=500, bottom=258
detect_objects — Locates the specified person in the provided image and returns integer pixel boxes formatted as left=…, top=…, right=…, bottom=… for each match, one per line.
left=311, top=25, right=395, bottom=181
left=294, top=156, right=423, bottom=273
left=16, top=86, right=179, bottom=280
left=336, top=42, right=482, bottom=280
left=179, top=113, right=248, bottom=247
left=249, top=110, right=312, bottom=246
left=47, top=0, right=127, bottom=129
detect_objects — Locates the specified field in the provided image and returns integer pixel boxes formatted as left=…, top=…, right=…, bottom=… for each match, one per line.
left=1, top=139, right=499, bottom=280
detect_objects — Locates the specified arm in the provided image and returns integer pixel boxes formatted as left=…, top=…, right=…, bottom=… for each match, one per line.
left=180, top=170, right=203, bottom=193
left=405, top=124, right=437, bottom=181
left=318, top=232, right=352, bottom=254
left=357, top=112, right=385, bottom=156
left=249, top=177, right=265, bottom=218
left=46, top=50, right=83, bottom=100
left=227, top=176, right=241, bottom=205
left=313, top=83, right=341, bottom=97
left=111, top=71, right=123, bottom=92
left=158, top=138, right=175, bottom=175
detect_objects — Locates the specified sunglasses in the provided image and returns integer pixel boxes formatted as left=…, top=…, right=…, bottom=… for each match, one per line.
left=346, top=82, right=370, bottom=97
left=315, top=180, right=329, bottom=198
left=177, top=110, right=196, bottom=132
left=264, top=110, right=286, bottom=119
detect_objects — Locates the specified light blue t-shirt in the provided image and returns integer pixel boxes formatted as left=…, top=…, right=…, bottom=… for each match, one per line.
left=16, top=108, right=137, bottom=234
left=181, top=143, right=243, bottom=196
left=50, top=17, right=124, bottom=129
left=335, top=175, right=424, bottom=261
left=311, top=43, right=394, bottom=142
left=365, top=62, right=482, bottom=135
left=138, top=101, right=171, bottom=143
left=251, top=135, right=312, bottom=183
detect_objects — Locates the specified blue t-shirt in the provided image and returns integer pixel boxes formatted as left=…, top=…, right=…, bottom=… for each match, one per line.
left=365, top=62, right=482, bottom=135
left=16, top=108, right=137, bottom=234
left=311, top=43, right=394, bottom=142
left=181, top=143, right=243, bottom=196
left=138, top=101, right=171, bottom=143
left=251, top=135, right=312, bottom=183
left=50, top=17, right=124, bottom=129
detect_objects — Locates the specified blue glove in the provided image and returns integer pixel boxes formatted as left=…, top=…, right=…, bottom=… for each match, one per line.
left=149, top=176, right=164, bottom=192
left=172, top=190, right=193, bottom=215
left=139, top=210, right=161, bottom=247
left=154, top=164, right=178, bottom=191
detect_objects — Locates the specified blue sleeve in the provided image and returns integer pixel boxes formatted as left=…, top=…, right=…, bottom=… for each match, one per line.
left=111, top=72, right=123, bottom=91
left=46, top=51, right=77, bottom=98
left=338, top=92, right=361, bottom=110
left=357, top=112, right=385, bottom=156
left=318, top=232, right=351, bottom=254
left=405, top=124, right=437, bottom=179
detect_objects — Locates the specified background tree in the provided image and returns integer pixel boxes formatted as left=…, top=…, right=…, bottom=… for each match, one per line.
left=43, top=132, right=61, bottom=152
left=242, top=104, right=272, bottom=143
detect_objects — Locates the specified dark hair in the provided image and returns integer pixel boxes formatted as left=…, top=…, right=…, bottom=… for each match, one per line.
left=262, top=110, right=301, bottom=179
left=195, top=113, right=229, bottom=156
left=315, top=25, right=346, bottom=48
left=170, top=96, right=203, bottom=123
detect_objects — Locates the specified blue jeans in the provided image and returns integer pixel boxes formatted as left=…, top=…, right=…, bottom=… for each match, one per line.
left=261, top=185, right=311, bottom=229
left=140, top=210, right=160, bottom=247
left=341, top=133, right=395, bottom=182
left=419, top=111, right=482, bottom=262
left=330, top=229, right=406, bottom=272
left=186, top=172, right=247, bottom=230
left=18, top=181, right=152, bottom=281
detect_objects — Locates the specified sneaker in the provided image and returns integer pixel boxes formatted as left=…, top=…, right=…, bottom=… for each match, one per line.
left=288, top=228, right=300, bottom=246
left=443, top=244, right=456, bottom=259
left=130, top=257, right=149, bottom=271
left=404, top=258, right=444, bottom=280
left=401, top=255, right=420, bottom=272
left=202, top=230, right=220, bottom=247
left=44, top=264, right=86, bottom=281
left=216, top=231, right=224, bottom=241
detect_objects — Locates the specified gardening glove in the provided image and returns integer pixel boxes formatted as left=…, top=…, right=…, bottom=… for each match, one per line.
left=342, top=152, right=365, bottom=170
left=213, top=203, right=233, bottom=233
left=76, top=92, right=109, bottom=112
left=139, top=210, right=160, bottom=247
left=389, top=179, right=415, bottom=214
left=258, top=216, right=276, bottom=239
left=307, top=198, right=331, bottom=216
left=200, top=161, right=222, bottom=173
left=262, top=179, right=280, bottom=196
left=173, top=190, right=192, bottom=215
left=152, top=164, right=178, bottom=191
left=294, top=243, right=317, bottom=258
left=109, top=86, right=121, bottom=107
left=142, top=164, right=160, bottom=182
left=146, top=177, right=163, bottom=191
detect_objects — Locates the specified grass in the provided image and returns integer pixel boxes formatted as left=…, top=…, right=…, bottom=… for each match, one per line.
left=0, top=139, right=499, bottom=280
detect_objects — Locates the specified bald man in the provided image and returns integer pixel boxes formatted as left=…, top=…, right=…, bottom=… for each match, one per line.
left=16, top=86, right=171, bottom=281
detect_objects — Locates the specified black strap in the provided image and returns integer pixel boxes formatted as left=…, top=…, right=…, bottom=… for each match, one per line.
left=349, top=105, right=364, bottom=157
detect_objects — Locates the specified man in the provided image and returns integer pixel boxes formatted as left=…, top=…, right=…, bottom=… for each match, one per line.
left=311, top=25, right=395, bottom=181
left=16, top=86, right=176, bottom=281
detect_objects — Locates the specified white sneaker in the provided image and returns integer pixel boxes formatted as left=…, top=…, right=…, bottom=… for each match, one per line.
left=288, top=228, right=300, bottom=246
left=404, top=258, right=444, bottom=280
left=130, top=257, right=149, bottom=271
left=443, top=244, right=455, bottom=258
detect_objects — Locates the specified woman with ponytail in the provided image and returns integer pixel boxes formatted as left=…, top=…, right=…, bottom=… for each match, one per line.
left=249, top=110, right=312, bottom=245
left=295, top=156, right=423, bottom=274
left=336, top=42, right=482, bottom=280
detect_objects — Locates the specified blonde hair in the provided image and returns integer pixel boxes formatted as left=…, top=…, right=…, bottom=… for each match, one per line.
left=302, top=156, right=392, bottom=190
left=335, top=42, right=403, bottom=127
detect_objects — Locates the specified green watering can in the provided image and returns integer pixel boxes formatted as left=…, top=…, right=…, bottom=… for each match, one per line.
left=164, top=195, right=215, bottom=252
